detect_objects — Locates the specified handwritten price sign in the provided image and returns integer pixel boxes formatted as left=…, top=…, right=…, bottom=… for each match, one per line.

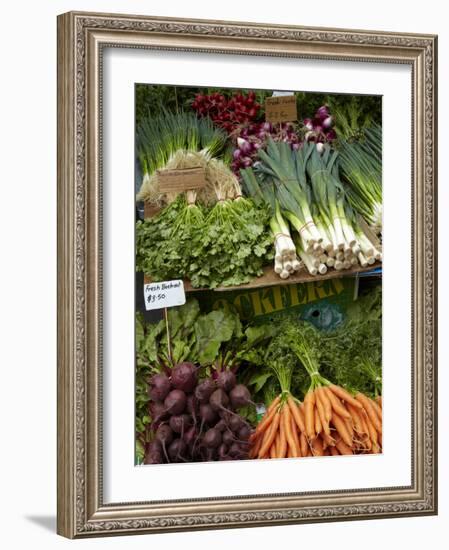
left=265, top=95, right=297, bottom=124
left=143, top=280, right=186, bottom=311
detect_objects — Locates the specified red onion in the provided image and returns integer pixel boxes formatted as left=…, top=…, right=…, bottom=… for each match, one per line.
left=322, top=116, right=333, bottom=129
left=316, top=105, right=330, bottom=120
left=237, top=137, right=252, bottom=155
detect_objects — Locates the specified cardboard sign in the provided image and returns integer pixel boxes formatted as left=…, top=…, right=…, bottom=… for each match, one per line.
left=157, top=167, right=207, bottom=193
left=265, top=95, right=297, bottom=124
left=144, top=280, right=186, bottom=311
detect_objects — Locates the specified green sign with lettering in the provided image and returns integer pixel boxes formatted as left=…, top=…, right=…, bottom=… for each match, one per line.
left=191, top=277, right=358, bottom=331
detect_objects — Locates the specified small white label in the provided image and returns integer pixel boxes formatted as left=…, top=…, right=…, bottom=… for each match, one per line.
left=272, top=90, right=295, bottom=97
left=143, top=280, right=186, bottom=311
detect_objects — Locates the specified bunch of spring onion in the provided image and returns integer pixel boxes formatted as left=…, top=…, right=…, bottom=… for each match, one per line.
left=136, top=111, right=229, bottom=202
left=338, top=124, right=382, bottom=234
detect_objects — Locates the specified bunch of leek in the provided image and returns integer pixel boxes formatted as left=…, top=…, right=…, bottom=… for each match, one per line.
left=240, top=164, right=301, bottom=279
left=242, top=140, right=382, bottom=278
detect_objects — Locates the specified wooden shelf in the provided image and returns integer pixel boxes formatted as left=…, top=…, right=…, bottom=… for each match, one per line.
left=141, top=200, right=382, bottom=293
left=143, top=262, right=382, bottom=293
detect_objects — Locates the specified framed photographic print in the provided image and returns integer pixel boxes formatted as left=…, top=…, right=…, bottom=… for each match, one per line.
left=57, top=11, right=438, bottom=538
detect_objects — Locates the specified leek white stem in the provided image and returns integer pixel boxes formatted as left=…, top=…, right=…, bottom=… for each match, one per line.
left=292, top=259, right=302, bottom=271
left=357, top=251, right=368, bottom=267
left=299, top=251, right=318, bottom=275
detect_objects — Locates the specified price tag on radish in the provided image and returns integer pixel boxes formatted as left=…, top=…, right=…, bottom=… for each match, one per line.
left=265, top=95, right=297, bottom=123
left=144, top=280, right=186, bottom=311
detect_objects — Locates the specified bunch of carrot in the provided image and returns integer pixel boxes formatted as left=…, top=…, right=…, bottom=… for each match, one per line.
left=302, top=384, right=382, bottom=456
left=249, top=385, right=382, bottom=459
left=249, top=393, right=310, bottom=459
left=252, top=321, right=382, bottom=460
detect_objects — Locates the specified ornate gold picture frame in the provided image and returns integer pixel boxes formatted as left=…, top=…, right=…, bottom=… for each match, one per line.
left=57, top=11, right=437, bottom=538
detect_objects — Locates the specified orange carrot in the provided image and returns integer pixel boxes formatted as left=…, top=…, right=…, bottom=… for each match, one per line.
left=332, top=413, right=353, bottom=447
left=330, top=446, right=339, bottom=456
left=315, top=394, right=331, bottom=436
left=316, top=386, right=332, bottom=423
left=269, top=443, right=277, bottom=459
left=300, top=432, right=308, bottom=457
left=288, top=397, right=305, bottom=433
left=283, top=403, right=299, bottom=456
left=343, top=416, right=354, bottom=440
left=356, top=393, right=382, bottom=434
left=249, top=433, right=263, bottom=458
left=323, top=386, right=351, bottom=419
left=323, top=447, right=331, bottom=456
left=335, top=439, right=353, bottom=455
left=375, top=395, right=382, bottom=409
left=314, top=404, right=322, bottom=435
left=364, top=412, right=379, bottom=448
left=278, top=410, right=287, bottom=458
left=291, top=416, right=302, bottom=457
left=255, top=396, right=281, bottom=435
left=311, top=436, right=324, bottom=457
left=274, top=430, right=281, bottom=457
left=323, top=432, right=336, bottom=447
left=258, top=411, right=281, bottom=458
left=329, top=384, right=363, bottom=409
left=370, top=397, right=383, bottom=424
left=304, top=390, right=316, bottom=440
left=287, top=447, right=294, bottom=458
left=347, top=403, right=367, bottom=439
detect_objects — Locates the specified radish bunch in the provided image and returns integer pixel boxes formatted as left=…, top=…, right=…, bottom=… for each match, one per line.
left=191, top=91, right=261, bottom=133
left=145, top=363, right=254, bottom=464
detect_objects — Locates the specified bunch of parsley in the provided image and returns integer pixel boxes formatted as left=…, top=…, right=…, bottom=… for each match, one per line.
left=136, top=196, right=273, bottom=288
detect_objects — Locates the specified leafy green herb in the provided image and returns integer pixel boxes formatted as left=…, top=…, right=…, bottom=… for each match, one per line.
left=136, top=197, right=273, bottom=289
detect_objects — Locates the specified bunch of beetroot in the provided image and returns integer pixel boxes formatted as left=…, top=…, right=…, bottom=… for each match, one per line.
left=145, top=362, right=254, bottom=464
left=191, top=91, right=261, bottom=133
left=303, top=105, right=336, bottom=151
